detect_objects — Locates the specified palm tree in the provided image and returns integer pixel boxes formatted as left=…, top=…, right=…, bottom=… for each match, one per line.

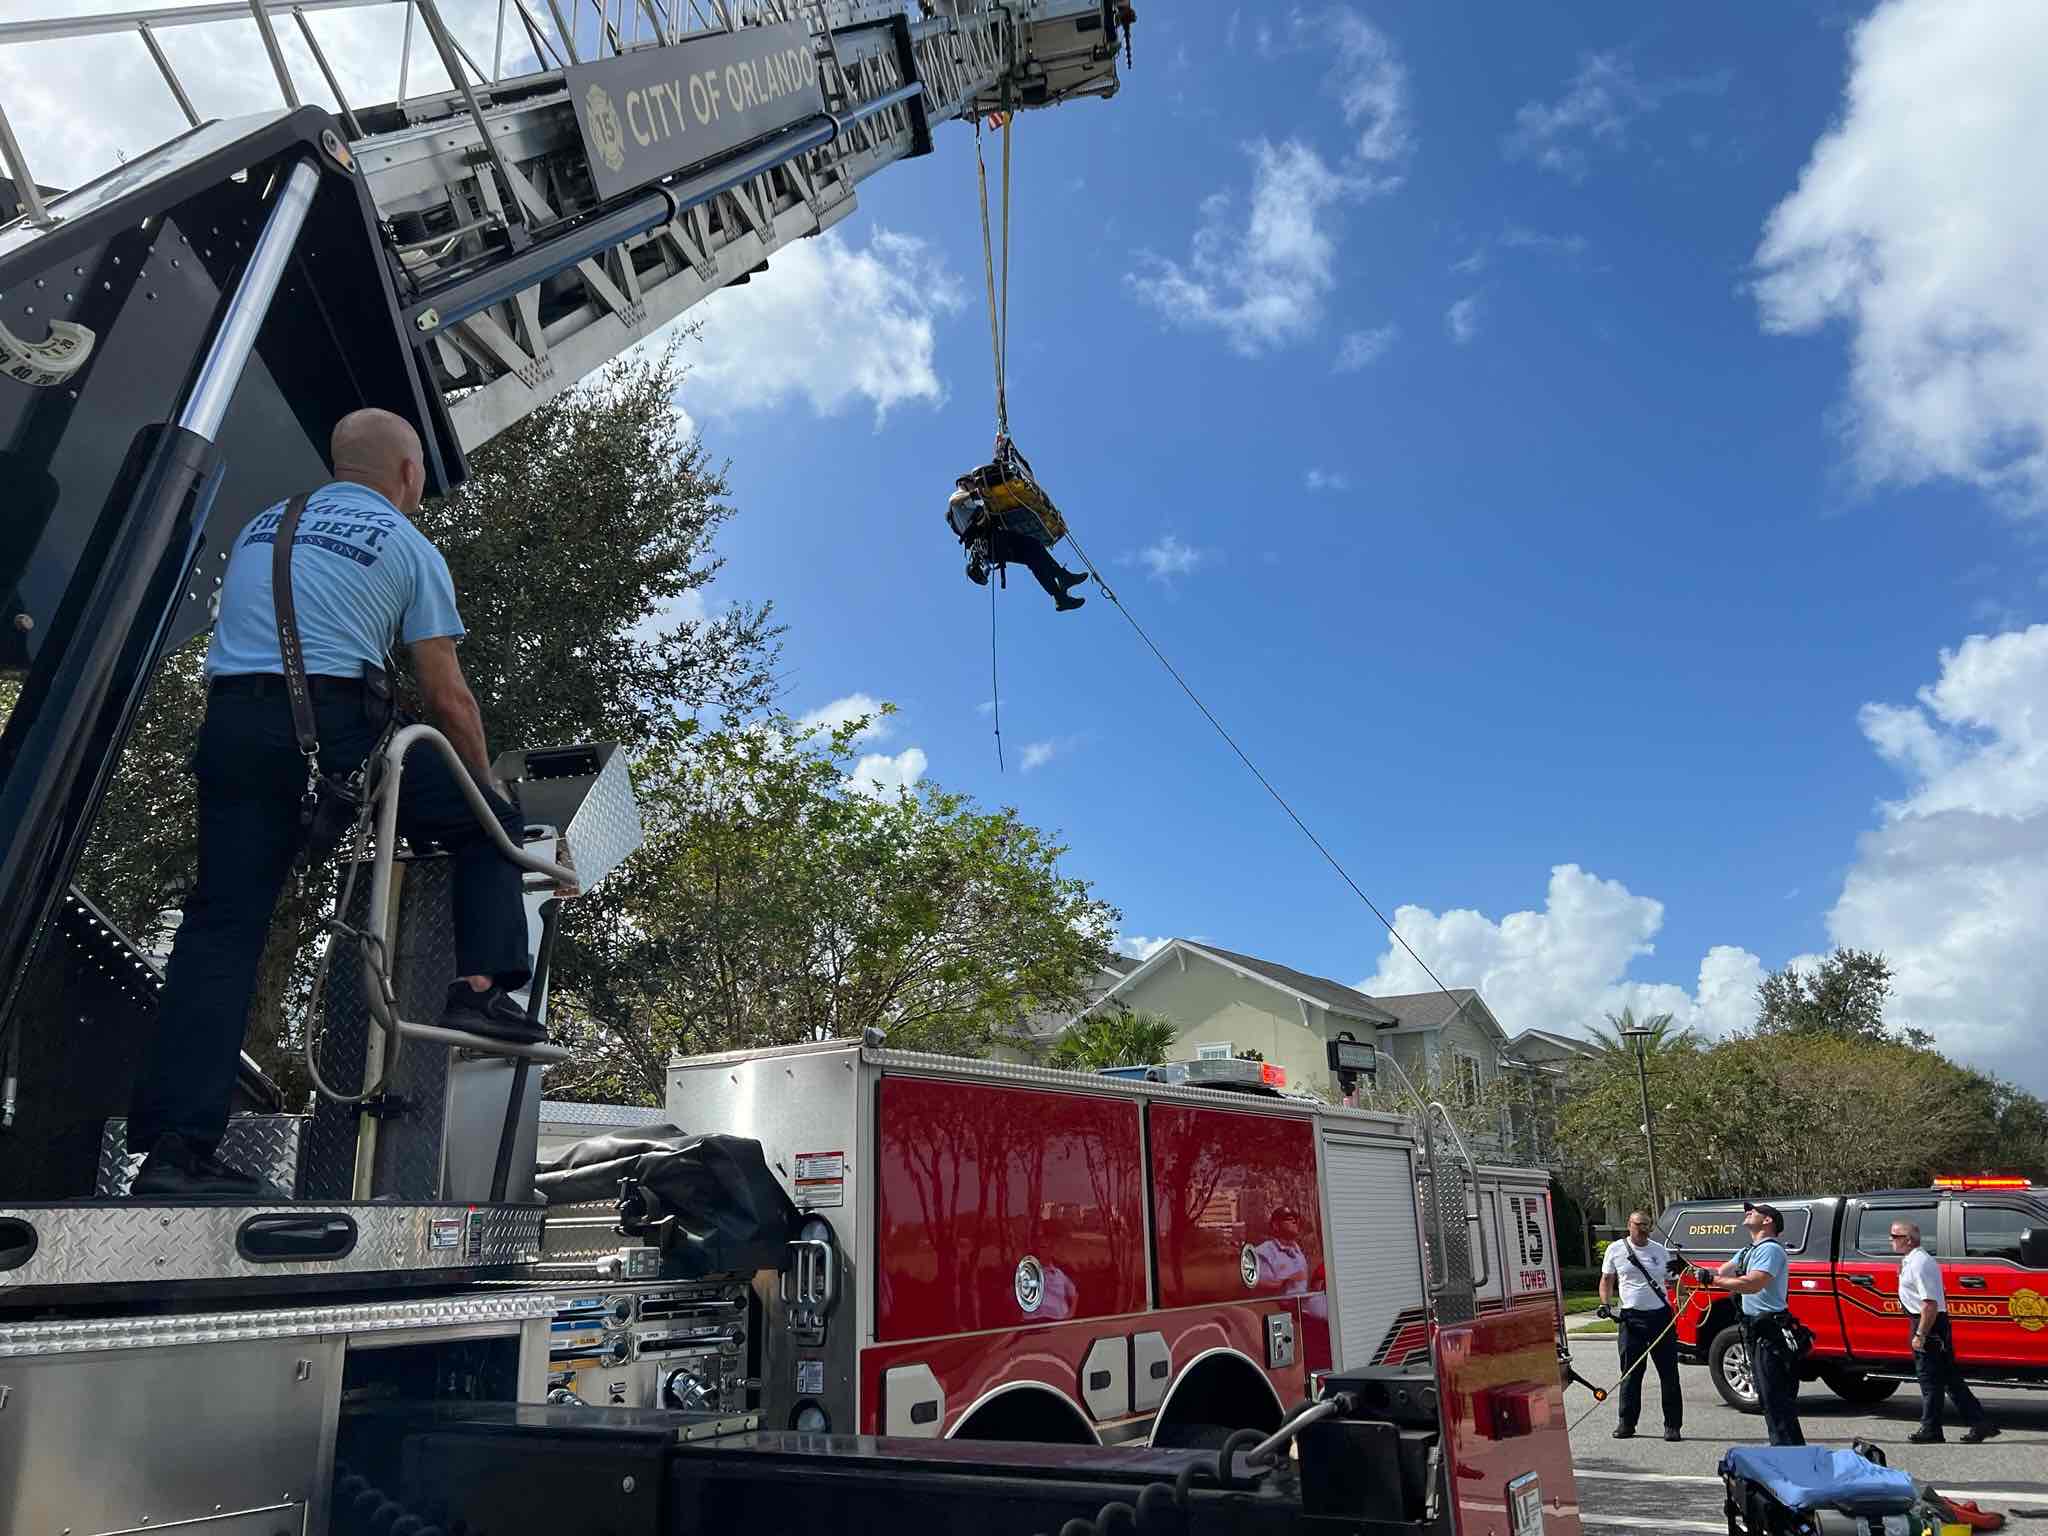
left=1584, top=1006, right=1687, bottom=1055
left=1046, top=1007, right=1179, bottom=1070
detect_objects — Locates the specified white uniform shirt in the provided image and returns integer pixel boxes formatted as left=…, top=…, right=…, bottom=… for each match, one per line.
left=1897, top=1245, right=1945, bottom=1317
left=1602, top=1237, right=1675, bottom=1311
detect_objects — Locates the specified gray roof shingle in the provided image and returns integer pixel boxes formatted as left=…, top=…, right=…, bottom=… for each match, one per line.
left=1186, top=943, right=1398, bottom=1024
left=1367, top=988, right=1487, bottom=1033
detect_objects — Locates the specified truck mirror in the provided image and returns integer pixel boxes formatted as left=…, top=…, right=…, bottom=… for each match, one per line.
left=2021, top=1228, right=2048, bottom=1270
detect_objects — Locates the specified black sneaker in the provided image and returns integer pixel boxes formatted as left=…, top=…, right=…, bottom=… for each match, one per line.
left=1054, top=593, right=1087, bottom=613
left=1907, top=1429, right=1944, bottom=1444
left=130, top=1133, right=287, bottom=1200
left=441, top=983, right=546, bottom=1044
left=1611, top=1426, right=1635, bottom=1440
left=1664, top=1428, right=1683, bottom=1442
left=1059, top=568, right=1090, bottom=591
left=1961, top=1424, right=1999, bottom=1444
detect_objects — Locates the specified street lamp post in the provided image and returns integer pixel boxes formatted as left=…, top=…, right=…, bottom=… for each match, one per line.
left=1621, top=1023, right=1664, bottom=1215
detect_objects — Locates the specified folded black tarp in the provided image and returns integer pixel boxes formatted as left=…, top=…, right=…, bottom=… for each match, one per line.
left=536, top=1128, right=800, bottom=1278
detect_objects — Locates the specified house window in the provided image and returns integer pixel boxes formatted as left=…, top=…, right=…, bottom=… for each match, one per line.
left=1454, top=1052, right=1481, bottom=1106
left=1196, top=1042, right=1232, bottom=1062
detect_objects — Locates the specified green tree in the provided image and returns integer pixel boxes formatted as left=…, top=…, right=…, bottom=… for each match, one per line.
left=1582, top=1006, right=1686, bottom=1056
left=72, top=341, right=777, bottom=1098
left=545, top=710, right=1122, bottom=1104
left=1045, top=1008, right=1179, bottom=1071
left=1754, top=947, right=1928, bottom=1048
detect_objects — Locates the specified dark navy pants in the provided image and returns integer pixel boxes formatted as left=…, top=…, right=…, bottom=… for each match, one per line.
left=1615, top=1305, right=1682, bottom=1432
left=1746, top=1319, right=1806, bottom=1447
left=1912, top=1315, right=1986, bottom=1435
left=129, top=678, right=531, bottom=1154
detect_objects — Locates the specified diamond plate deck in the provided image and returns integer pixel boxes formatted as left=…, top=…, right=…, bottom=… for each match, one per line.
left=0, top=1201, right=543, bottom=1294
left=98, top=1115, right=305, bottom=1198
left=0, top=1287, right=559, bottom=1357
left=304, top=855, right=460, bottom=1200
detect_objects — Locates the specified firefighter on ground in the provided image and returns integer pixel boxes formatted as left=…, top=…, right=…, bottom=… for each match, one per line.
left=1895, top=1217, right=1998, bottom=1444
left=126, top=408, right=540, bottom=1200
left=1695, top=1201, right=1805, bottom=1446
left=947, top=443, right=1088, bottom=612
left=1597, top=1210, right=1684, bottom=1441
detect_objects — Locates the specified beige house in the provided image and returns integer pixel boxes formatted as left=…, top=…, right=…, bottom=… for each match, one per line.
left=1067, top=940, right=1526, bottom=1105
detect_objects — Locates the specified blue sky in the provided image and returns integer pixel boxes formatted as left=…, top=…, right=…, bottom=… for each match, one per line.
left=12, top=0, right=2044, bottom=1082
left=671, top=0, right=2048, bottom=1083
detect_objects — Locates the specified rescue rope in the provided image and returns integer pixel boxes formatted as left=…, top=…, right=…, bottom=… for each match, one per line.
left=974, top=113, right=1013, bottom=440
left=989, top=573, right=1005, bottom=772
left=1057, top=525, right=1471, bottom=1004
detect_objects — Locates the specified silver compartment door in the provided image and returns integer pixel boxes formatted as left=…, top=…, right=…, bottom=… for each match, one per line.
left=1322, top=1136, right=1427, bottom=1371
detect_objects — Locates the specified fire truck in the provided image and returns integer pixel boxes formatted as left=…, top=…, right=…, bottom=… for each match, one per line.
left=0, top=1, right=1588, bottom=1531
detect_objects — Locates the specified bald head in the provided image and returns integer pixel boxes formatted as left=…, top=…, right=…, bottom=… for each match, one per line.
left=331, top=408, right=425, bottom=513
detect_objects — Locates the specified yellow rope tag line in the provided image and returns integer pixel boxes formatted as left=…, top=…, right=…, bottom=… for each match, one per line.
left=0, top=317, right=95, bottom=387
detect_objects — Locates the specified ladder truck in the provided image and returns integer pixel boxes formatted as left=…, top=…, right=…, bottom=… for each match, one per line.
left=0, top=3, right=1587, bottom=1532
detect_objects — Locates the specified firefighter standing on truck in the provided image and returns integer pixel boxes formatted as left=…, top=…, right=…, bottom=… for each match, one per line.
left=1598, top=1211, right=1683, bottom=1441
left=1696, top=1201, right=1804, bottom=1446
left=125, top=409, right=539, bottom=1200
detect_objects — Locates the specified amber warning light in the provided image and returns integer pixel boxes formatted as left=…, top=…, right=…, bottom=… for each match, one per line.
left=1934, top=1176, right=2033, bottom=1189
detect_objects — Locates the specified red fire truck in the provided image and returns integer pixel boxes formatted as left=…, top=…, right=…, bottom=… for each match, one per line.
left=661, top=1043, right=1572, bottom=1458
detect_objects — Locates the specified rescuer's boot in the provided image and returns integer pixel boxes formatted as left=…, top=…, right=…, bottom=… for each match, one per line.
left=441, top=982, right=546, bottom=1044
left=1054, top=592, right=1086, bottom=613
left=130, top=1132, right=286, bottom=1200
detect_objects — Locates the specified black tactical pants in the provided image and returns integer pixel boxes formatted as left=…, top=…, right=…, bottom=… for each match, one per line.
left=130, top=678, right=530, bottom=1154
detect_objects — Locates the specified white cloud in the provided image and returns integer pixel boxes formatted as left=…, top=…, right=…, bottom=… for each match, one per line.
left=1119, top=935, right=1173, bottom=962
left=677, top=228, right=963, bottom=425
left=1504, top=52, right=1729, bottom=181
left=1451, top=249, right=1488, bottom=276
left=1131, top=10, right=1408, bottom=357
left=1821, top=624, right=2048, bottom=1078
left=799, top=693, right=890, bottom=746
left=1360, top=864, right=1764, bottom=1042
left=1753, top=0, right=2048, bottom=510
left=1305, top=468, right=1351, bottom=492
left=1446, top=295, right=1483, bottom=345
left=1335, top=325, right=1398, bottom=372
left=1138, top=534, right=1207, bottom=582
left=1127, top=140, right=1362, bottom=357
left=848, top=747, right=927, bottom=799
left=1501, top=225, right=1590, bottom=260
left=1020, top=740, right=1060, bottom=772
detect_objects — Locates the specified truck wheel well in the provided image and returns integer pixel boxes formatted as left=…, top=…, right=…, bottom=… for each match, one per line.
left=948, top=1383, right=1099, bottom=1446
left=1150, top=1349, right=1285, bottom=1449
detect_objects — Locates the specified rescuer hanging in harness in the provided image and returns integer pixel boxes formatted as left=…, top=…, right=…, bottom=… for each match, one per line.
left=947, top=438, right=1089, bottom=612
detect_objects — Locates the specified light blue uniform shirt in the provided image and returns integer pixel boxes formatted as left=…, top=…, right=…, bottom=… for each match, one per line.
left=1736, top=1239, right=1790, bottom=1316
left=206, top=482, right=464, bottom=678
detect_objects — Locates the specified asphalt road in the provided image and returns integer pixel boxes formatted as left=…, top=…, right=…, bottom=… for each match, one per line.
left=1564, top=1353, right=2048, bottom=1534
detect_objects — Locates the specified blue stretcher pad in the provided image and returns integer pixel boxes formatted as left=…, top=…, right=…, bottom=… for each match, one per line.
left=1720, top=1448, right=1917, bottom=1515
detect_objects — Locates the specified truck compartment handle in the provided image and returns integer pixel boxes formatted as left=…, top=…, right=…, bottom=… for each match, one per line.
left=236, top=1213, right=359, bottom=1263
left=1956, top=1276, right=1987, bottom=1289
left=0, top=1217, right=36, bottom=1272
left=1848, top=1275, right=1875, bottom=1288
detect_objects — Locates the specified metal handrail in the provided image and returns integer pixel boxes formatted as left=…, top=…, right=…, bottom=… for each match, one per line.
left=360, top=722, right=578, bottom=1039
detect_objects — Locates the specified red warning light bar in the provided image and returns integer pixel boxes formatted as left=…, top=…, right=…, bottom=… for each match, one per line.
left=1934, top=1176, right=2033, bottom=1189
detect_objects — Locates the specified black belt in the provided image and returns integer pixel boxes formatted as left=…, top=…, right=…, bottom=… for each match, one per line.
left=211, top=672, right=365, bottom=698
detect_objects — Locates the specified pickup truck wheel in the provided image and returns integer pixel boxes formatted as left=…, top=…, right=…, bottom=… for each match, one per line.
left=1820, top=1368, right=1900, bottom=1405
left=1708, top=1325, right=1766, bottom=1412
